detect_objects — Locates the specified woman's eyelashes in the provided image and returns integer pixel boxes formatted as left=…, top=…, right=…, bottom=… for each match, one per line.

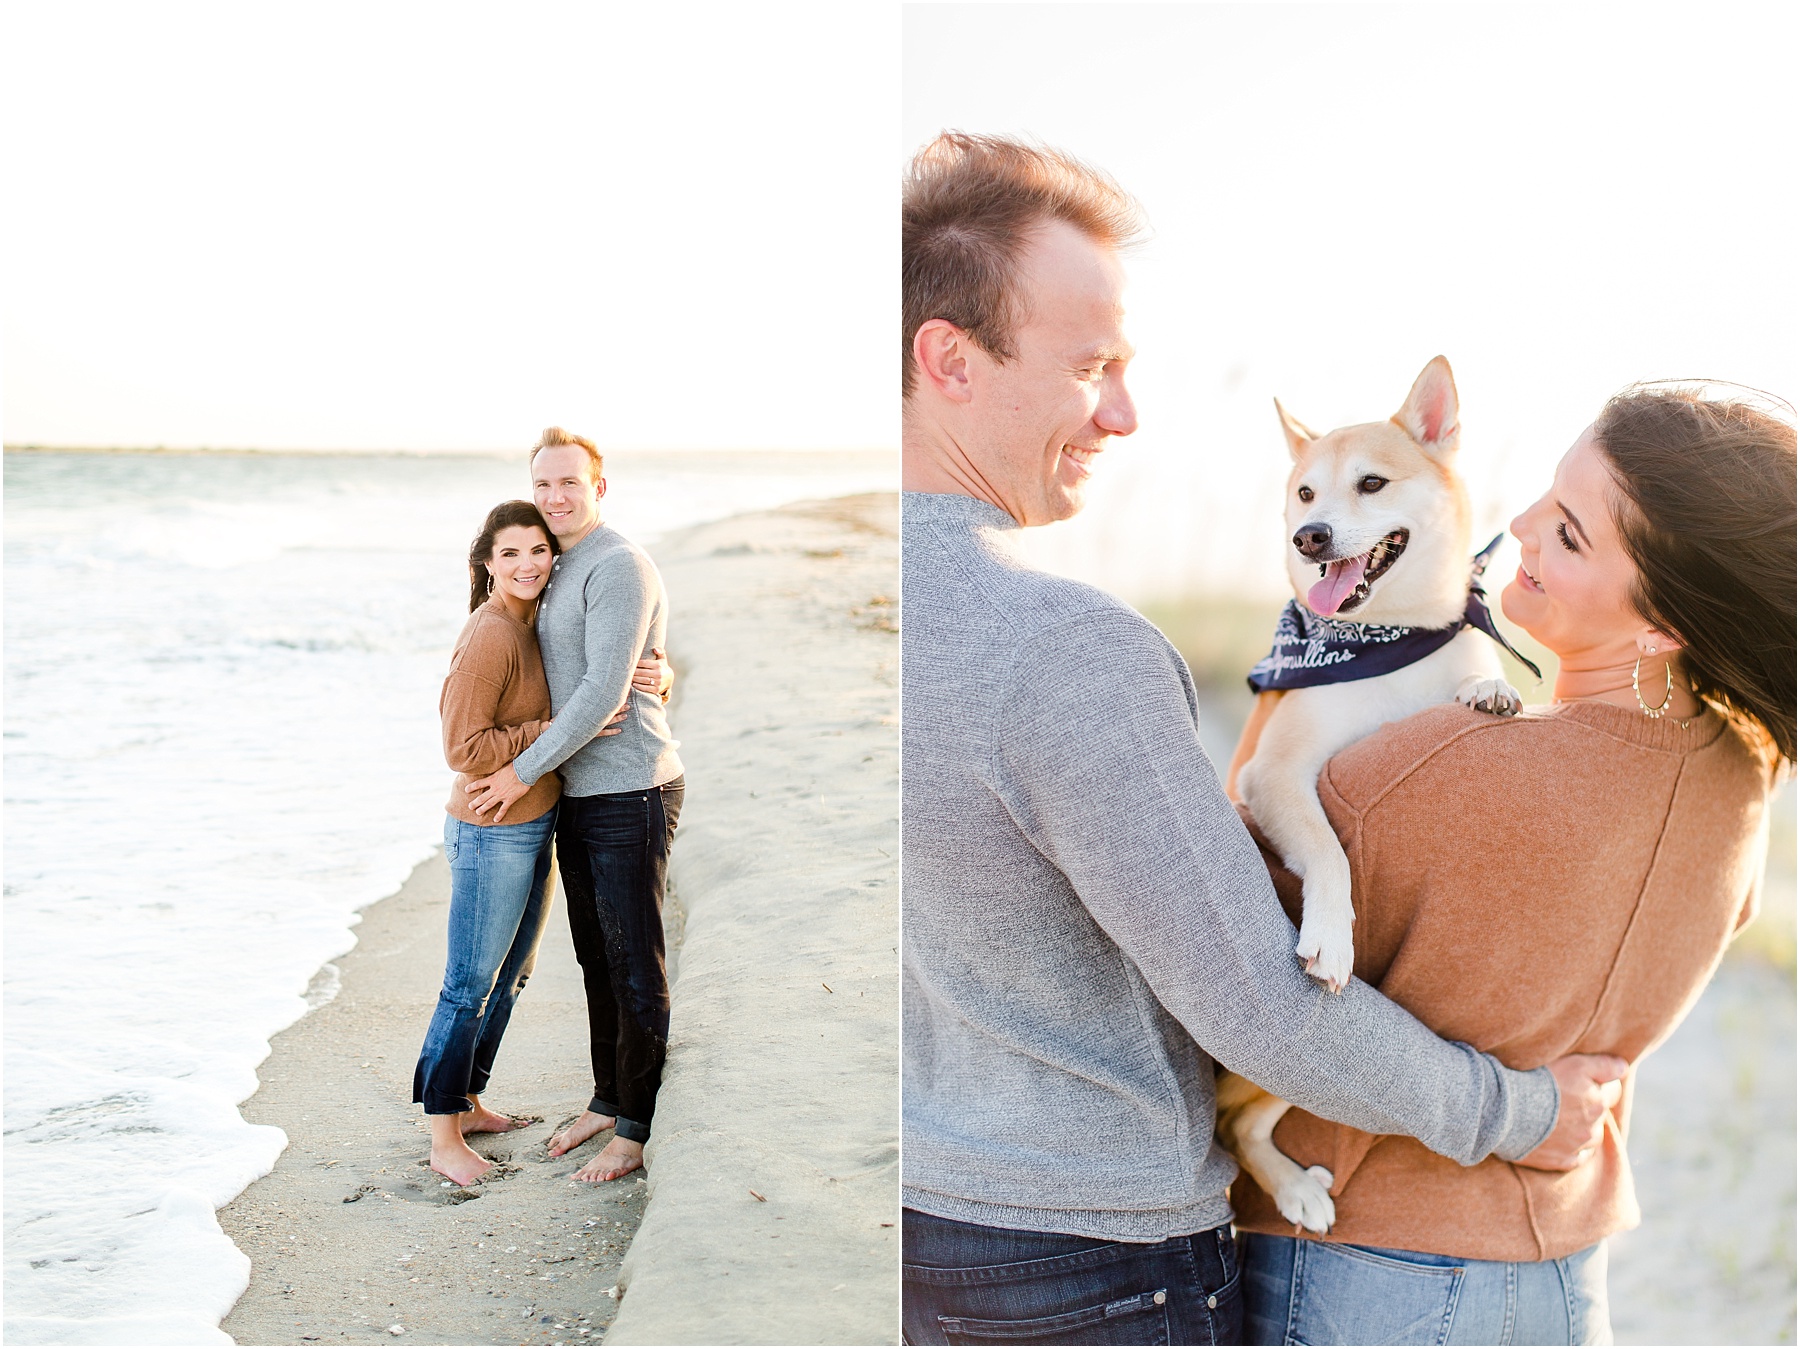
left=1555, top=522, right=1579, bottom=553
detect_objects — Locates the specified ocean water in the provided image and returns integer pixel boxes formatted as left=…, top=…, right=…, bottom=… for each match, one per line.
left=1, top=448, right=895, bottom=1345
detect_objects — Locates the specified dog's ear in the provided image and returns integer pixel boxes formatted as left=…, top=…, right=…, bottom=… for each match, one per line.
left=1274, top=398, right=1318, bottom=460
left=1395, top=356, right=1461, bottom=456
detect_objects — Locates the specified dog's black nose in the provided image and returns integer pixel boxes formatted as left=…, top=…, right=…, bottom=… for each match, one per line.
left=1293, top=522, right=1333, bottom=559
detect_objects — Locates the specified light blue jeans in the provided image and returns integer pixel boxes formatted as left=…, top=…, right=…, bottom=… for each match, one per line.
left=1242, top=1232, right=1611, bottom=1345
left=411, top=810, right=556, bottom=1115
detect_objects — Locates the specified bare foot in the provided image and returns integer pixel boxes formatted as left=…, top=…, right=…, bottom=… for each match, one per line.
left=429, top=1137, right=493, bottom=1186
left=460, top=1095, right=530, bottom=1135
left=546, top=1109, right=615, bottom=1158
left=573, top=1136, right=643, bottom=1183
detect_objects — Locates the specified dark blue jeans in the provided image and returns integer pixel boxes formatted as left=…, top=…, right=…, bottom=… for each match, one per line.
left=903, top=1209, right=1242, bottom=1345
left=556, top=779, right=683, bottom=1145
left=413, top=810, right=557, bottom=1115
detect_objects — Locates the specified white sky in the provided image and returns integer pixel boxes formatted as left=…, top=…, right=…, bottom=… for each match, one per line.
left=904, top=1, right=1797, bottom=599
left=3, top=3, right=896, bottom=452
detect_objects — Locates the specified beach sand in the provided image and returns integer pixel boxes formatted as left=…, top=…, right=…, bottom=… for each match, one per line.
left=1610, top=954, right=1797, bottom=1345
left=219, top=492, right=898, bottom=1346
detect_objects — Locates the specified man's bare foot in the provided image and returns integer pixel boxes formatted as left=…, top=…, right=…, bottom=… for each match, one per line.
left=546, top=1109, right=615, bottom=1158
left=460, top=1095, right=530, bottom=1135
left=573, top=1136, right=643, bottom=1183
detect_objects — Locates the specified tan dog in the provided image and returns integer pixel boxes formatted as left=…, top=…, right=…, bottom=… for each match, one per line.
left=1217, top=355, right=1520, bottom=1233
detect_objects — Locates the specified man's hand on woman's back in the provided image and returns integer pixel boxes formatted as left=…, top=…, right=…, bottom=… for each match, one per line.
left=1514, top=1054, right=1628, bottom=1170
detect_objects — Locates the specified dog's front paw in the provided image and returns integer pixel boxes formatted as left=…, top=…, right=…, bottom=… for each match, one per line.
left=1457, top=675, right=1522, bottom=717
left=1295, top=916, right=1353, bottom=995
left=1274, top=1164, right=1336, bottom=1234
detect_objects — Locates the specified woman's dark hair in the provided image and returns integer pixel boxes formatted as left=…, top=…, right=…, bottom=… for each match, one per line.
left=1593, top=383, right=1796, bottom=769
left=468, top=500, right=558, bottom=613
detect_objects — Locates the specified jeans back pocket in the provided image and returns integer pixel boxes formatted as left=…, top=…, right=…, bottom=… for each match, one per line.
left=1288, top=1242, right=1463, bottom=1347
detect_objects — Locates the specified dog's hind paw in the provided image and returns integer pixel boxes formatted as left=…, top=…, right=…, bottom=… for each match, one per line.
left=1457, top=676, right=1522, bottom=717
left=1275, top=1165, right=1336, bottom=1234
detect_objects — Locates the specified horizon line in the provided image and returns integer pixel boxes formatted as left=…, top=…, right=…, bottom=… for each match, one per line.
left=4, top=443, right=899, bottom=458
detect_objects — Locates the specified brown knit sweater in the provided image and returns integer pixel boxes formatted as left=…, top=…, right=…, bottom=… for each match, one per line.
left=1232, top=697, right=1772, bottom=1261
left=440, top=597, right=560, bottom=826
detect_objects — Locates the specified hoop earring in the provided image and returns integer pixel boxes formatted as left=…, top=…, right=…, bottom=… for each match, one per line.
left=486, top=574, right=494, bottom=597
left=1633, top=652, right=1673, bottom=718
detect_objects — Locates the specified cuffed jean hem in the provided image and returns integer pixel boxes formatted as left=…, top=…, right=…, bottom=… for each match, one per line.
left=586, top=1096, right=651, bottom=1144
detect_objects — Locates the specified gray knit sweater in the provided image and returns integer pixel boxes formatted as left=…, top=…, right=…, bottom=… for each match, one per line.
left=513, top=523, right=683, bottom=797
left=900, top=492, right=1557, bottom=1241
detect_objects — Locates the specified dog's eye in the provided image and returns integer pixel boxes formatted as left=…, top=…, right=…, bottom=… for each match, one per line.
left=1357, top=475, right=1388, bottom=494
left=1297, top=485, right=1314, bottom=503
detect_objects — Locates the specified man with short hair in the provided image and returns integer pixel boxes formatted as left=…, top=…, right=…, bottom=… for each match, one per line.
left=899, top=133, right=1622, bottom=1344
left=468, top=427, right=684, bottom=1184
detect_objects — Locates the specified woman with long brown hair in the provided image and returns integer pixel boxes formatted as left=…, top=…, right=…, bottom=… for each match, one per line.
left=1234, top=384, right=1794, bottom=1345
left=412, top=500, right=669, bottom=1185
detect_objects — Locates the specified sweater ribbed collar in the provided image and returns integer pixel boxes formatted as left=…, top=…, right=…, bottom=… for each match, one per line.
left=902, top=491, right=1020, bottom=532
left=1547, top=695, right=1731, bottom=755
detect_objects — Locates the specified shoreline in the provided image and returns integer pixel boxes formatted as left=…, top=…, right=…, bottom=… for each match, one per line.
left=217, top=492, right=898, bottom=1346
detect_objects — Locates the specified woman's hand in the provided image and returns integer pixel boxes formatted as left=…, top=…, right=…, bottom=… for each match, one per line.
left=631, top=646, right=674, bottom=702
left=1514, top=1053, right=1628, bottom=1170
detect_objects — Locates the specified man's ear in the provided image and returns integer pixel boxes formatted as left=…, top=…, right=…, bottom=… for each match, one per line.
left=594, top=475, right=608, bottom=501
left=912, top=319, right=973, bottom=404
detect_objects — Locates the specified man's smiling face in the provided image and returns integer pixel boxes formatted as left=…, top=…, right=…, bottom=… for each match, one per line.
left=968, top=219, right=1137, bottom=526
left=531, top=444, right=605, bottom=544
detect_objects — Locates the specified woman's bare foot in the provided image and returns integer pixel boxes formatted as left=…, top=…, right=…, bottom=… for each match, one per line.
left=546, top=1109, right=615, bottom=1158
left=428, top=1114, right=492, bottom=1186
left=573, top=1136, right=643, bottom=1183
left=460, top=1094, right=530, bottom=1135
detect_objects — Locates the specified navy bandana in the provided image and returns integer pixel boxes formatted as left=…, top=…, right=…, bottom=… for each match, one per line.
left=1246, top=535, right=1543, bottom=693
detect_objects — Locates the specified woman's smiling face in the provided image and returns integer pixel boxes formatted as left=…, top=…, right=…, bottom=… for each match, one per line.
left=1501, top=425, right=1656, bottom=661
left=488, top=524, right=553, bottom=604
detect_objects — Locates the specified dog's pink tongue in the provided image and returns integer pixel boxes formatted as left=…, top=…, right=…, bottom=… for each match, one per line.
left=1307, top=557, right=1364, bottom=617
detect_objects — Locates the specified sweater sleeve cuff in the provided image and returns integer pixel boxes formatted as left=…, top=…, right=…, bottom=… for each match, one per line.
left=1491, top=1063, right=1559, bottom=1162
left=513, top=743, right=546, bottom=788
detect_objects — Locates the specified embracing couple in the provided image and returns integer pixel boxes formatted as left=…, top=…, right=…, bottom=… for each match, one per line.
left=411, top=428, right=685, bottom=1190
left=898, top=135, right=1794, bottom=1345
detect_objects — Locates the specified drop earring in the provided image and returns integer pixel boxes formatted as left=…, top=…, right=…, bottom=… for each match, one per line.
left=1633, top=651, right=1673, bottom=718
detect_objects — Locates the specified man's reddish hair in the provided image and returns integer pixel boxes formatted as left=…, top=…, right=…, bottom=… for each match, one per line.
left=902, top=132, right=1145, bottom=397
left=530, top=426, right=603, bottom=482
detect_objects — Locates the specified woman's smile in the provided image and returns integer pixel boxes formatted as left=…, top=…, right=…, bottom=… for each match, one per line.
left=487, top=524, right=554, bottom=613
